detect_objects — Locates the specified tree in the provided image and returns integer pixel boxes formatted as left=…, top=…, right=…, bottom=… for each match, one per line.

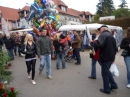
left=112, top=8, right=130, bottom=18
left=94, top=14, right=100, bottom=21
left=119, top=0, right=128, bottom=8
left=96, top=0, right=115, bottom=16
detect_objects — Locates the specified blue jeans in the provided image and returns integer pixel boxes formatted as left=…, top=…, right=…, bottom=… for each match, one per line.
left=90, top=58, right=101, bottom=78
left=124, top=56, right=130, bottom=84
left=39, top=54, right=51, bottom=76
left=75, top=48, right=81, bottom=64
left=100, top=61, right=118, bottom=92
left=81, top=45, right=85, bottom=51
left=7, top=48, right=14, bottom=61
left=56, top=53, right=65, bottom=69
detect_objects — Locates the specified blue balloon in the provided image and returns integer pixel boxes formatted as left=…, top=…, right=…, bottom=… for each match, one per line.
left=56, top=22, right=61, bottom=29
left=26, top=10, right=35, bottom=21
left=34, top=2, right=39, bottom=9
left=47, top=15, right=56, bottom=21
left=31, top=2, right=42, bottom=16
left=42, top=0, right=47, bottom=4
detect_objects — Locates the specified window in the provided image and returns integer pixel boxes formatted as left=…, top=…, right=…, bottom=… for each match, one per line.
left=83, top=15, right=85, bottom=18
left=61, top=6, right=66, bottom=12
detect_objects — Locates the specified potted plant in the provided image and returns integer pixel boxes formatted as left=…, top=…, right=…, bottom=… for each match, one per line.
left=0, top=49, right=20, bottom=97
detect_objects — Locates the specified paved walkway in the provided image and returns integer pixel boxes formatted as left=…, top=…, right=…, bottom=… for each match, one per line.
left=8, top=51, right=129, bottom=97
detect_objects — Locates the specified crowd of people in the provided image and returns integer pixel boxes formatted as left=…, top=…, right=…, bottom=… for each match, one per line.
left=0, top=25, right=130, bottom=94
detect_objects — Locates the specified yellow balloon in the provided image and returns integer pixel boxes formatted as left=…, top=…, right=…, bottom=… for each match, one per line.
left=34, top=0, right=41, bottom=5
left=40, top=19, right=46, bottom=27
left=55, top=14, right=60, bottom=21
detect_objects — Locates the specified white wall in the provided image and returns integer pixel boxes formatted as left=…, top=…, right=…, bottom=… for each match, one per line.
left=1, top=17, right=14, bottom=34
left=59, top=14, right=82, bottom=25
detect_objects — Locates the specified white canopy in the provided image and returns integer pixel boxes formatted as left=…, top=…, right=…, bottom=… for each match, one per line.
left=59, top=23, right=123, bottom=31
left=10, top=28, right=33, bottom=33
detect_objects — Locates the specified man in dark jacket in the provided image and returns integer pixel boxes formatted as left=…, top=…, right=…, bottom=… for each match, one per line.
left=90, top=25, right=118, bottom=94
left=4, top=34, right=15, bottom=61
left=37, top=29, right=53, bottom=79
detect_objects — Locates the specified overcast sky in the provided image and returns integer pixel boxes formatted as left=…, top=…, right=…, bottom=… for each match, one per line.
left=0, top=0, right=130, bottom=14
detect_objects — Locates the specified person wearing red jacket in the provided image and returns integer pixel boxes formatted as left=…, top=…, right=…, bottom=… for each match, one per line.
left=88, top=28, right=101, bottom=79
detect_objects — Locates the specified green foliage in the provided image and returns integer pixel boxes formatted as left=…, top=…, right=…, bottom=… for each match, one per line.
left=96, top=0, right=115, bottom=16
left=98, top=17, right=130, bottom=29
left=94, top=14, right=100, bottom=21
left=0, top=49, right=13, bottom=85
left=119, top=0, right=128, bottom=8
left=112, top=8, right=130, bottom=18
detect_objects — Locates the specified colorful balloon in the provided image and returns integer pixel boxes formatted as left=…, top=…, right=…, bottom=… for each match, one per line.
left=35, top=0, right=41, bottom=5
left=33, top=21, right=40, bottom=28
left=26, top=10, right=35, bottom=21
left=40, top=19, right=46, bottom=27
left=56, top=21, right=61, bottom=29
left=42, top=0, right=47, bottom=4
left=47, top=15, right=56, bottom=21
left=55, top=14, right=60, bottom=21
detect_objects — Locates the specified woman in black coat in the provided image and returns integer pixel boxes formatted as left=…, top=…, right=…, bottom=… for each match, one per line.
left=21, top=34, right=37, bottom=85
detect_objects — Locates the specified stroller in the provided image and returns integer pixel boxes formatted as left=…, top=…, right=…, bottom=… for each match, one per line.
left=64, top=47, right=73, bottom=63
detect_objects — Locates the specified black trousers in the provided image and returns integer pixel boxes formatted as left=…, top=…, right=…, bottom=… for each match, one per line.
left=100, top=61, right=118, bottom=92
left=26, top=59, right=36, bottom=80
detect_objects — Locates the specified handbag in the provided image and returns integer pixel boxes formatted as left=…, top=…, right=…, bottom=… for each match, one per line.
left=110, top=63, right=119, bottom=77
left=121, top=50, right=128, bottom=57
left=89, top=50, right=94, bottom=58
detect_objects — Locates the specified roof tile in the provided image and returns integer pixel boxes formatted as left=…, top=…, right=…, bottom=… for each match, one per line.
left=0, top=6, right=19, bottom=21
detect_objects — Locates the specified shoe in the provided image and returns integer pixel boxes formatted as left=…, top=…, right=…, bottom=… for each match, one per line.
left=88, top=76, right=96, bottom=79
left=39, top=71, right=42, bottom=76
left=75, top=63, right=80, bottom=65
left=57, top=68, right=60, bottom=70
left=127, top=84, right=130, bottom=88
left=46, top=75, right=53, bottom=80
left=110, top=86, right=118, bottom=90
left=62, top=67, right=66, bottom=69
left=100, top=89, right=110, bottom=94
left=28, top=75, right=31, bottom=78
left=31, top=80, right=36, bottom=85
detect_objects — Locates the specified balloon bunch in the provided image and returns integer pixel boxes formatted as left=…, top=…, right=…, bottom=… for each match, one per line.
left=26, top=0, right=61, bottom=36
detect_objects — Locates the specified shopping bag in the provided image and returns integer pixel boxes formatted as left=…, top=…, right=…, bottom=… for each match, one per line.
left=110, top=63, right=119, bottom=77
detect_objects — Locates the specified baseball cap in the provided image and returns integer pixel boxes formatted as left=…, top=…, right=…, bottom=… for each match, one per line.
left=99, top=25, right=108, bottom=29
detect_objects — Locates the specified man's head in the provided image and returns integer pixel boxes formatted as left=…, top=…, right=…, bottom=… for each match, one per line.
left=23, top=32, right=27, bottom=36
left=6, top=34, right=10, bottom=39
left=41, top=29, right=47, bottom=36
left=99, top=25, right=108, bottom=33
left=67, top=31, right=70, bottom=35
left=96, top=28, right=101, bottom=36
left=73, top=30, right=77, bottom=36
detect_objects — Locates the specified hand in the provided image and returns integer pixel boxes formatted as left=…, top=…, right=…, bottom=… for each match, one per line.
left=89, top=40, right=93, bottom=43
left=39, top=56, right=42, bottom=59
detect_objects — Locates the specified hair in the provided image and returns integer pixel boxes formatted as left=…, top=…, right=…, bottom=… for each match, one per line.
left=24, top=34, right=34, bottom=44
left=126, top=27, right=130, bottom=39
left=53, top=34, right=59, bottom=41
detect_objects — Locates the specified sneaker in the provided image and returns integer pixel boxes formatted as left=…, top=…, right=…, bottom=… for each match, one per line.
left=46, top=75, right=53, bottom=79
left=39, top=71, right=42, bottom=76
left=28, top=75, right=31, bottom=78
left=31, top=80, right=36, bottom=85
left=127, top=84, right=130, bottom=88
